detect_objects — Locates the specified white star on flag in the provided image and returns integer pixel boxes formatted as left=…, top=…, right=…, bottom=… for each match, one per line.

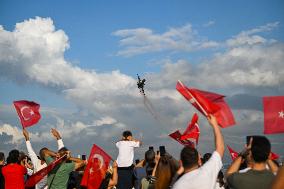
left=279, top=110, right=284, bottom=118
left=30, top=110, right=35, bottom=116
left=89, top=167, right=94, bottom=174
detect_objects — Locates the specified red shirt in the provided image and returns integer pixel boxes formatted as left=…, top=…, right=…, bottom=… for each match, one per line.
left=2, top=163, right=27, bottom=189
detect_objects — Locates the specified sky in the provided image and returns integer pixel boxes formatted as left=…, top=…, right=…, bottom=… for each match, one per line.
left=0, top=0, right=284, bottom=163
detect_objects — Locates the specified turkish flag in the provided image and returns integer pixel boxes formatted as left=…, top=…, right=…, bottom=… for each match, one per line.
left=176, top=80, right=235, bottom=128
left=271, top=152, right=280, bottom=160
left=81, top=144, right=112, bottom=189
left=25, top=154, right=66, bottom=187
left=13, top=100, right=41, bottom=128
left=227, top=145, right=239, bottom=161
left=180, top=113, right=200, bottom=145
left=169, top=130, right=195, bottom=147
left=263, top=96, right=284, bottom=134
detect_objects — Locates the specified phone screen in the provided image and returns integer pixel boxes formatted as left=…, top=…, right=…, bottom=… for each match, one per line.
left=159, top=146, right=166, bottom=156
left=82, top=155, right=86, bottom=160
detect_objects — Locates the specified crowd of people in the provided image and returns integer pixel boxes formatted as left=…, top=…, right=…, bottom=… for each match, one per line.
left=0, top=114, right=283, bottom=189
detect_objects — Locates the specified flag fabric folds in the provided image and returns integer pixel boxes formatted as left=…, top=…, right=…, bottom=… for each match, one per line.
left=176, top=80, right=235, bottom=128
left=180, top=113, right=200, bottom=145
left=25, top=155, right=66, bottom=187
left=271, top=152, right=279, bottom=160
left=81, top=144, right=112, bottom=189
left=227, top=145, right=239, bottom=161
left=263, top=96, right=284, bottom=134
left=13, top=100, right=41, bottom=128
left=168, top=130, right=195, bottom=147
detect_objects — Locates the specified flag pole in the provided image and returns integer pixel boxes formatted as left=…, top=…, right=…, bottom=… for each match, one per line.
left=178, top=80, right=208, bottom=116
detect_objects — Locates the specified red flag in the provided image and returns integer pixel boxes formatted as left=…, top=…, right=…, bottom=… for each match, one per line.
left=169, top=130, right=195, bottom=147
left=13, top=100, right=41, bottom=128
left=81, top=144, right=112, bottom=189
left=263, top=96, right=284, bottom=134
left=180, top=113, right=200, bottom=145
left=271, top=151, right=279, bottom=160
left=25, top=155, right=66, bottom=187
left=176, top=81, right=235, bottom=128
left=227, top=145, right=239, bottom=161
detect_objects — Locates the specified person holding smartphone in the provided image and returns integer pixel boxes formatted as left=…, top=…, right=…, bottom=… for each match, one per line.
left=115, top=130, right=142, bottom=189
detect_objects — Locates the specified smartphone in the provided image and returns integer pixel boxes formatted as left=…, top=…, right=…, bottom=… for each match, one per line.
left=159, top=146, right=166, bottom=156
left=82, top=155, right=86, bottom=160
left=149, top=146, right=154, bottom=151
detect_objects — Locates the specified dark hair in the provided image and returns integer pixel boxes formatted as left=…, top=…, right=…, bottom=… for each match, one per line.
left=7, top=149, right=20, bottom=164
left=144, top=149, right=156, bottom=175
left=251, top=136, right=271, bottom=163
left=180, top=147, right=199, bottom=169
left=217, top=171, right=225, bottom=187
left=202, top=153, right=212, bottom=164
left=39, top=147, right=48, bottom=161
left=122, top=130, right=132, bottom=139
left=58, top=147, right=69, bottom=153
left=155, top=154, right=178, bottom=189
left=0, top=152, right=4, bottom=162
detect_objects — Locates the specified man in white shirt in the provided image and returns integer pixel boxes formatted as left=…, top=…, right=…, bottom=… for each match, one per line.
left=173, top=114, right=224, bottom=189
left=116, top=130, right=141, bottom=189
left=23, top=128, right=65, bottom=189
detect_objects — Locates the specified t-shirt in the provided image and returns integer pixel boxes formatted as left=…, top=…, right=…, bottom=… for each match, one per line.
left=173, top=151, right=222, bottom=189
left=116, top=140, right=140, bottom=167
left=227, top=169, right=275, bottom=189
left=2, top=163, right=27, bottom=189
left=45, top=156, right=75, bottom=189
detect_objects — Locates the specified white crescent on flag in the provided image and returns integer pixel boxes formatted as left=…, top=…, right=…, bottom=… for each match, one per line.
left=93, top=154, right=104, bottom=170
left=20, top=106, right=34, bottom=121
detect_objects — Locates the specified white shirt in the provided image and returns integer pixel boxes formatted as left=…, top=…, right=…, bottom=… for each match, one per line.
left=26, top=139, right=64, bottom=189
left=116, top=140, right=140, bottom=167
left=173, top=151, right=222, bottom=189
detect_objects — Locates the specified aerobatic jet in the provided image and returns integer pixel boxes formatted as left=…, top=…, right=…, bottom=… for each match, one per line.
left=137, top=74, right=146, bottom=95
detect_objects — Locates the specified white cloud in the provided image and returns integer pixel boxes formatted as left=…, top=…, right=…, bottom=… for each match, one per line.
left=93, top=116, right=117, bottom=126
left=0, top=124, right=23, bottom=144
left=226, top=22, right=279, bottom=47
left=203, top=21, right=215, bottom=27
left=0, top=17, right=136, bottom=114
left=112, top=24, right=219, bottom=57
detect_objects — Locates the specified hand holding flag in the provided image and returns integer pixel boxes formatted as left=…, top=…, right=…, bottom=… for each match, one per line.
left=13, top=100, right=41, bottom=128
left=176, top=80, right=235, bottom=128
left=168, top=130, right=195, bottom=147
left=25, top=154, right=67, bottom=187
left=81, top=144, right=112, bottom=189
left=227, top=145, right=239, bottom=161
left=180, top=113, right=200, bottom=145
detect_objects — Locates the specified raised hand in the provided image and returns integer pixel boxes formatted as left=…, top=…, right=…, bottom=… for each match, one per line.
left=207, top=114, right=218, bottom=127
left=51, top=128, right=61, bottom=140
left=23, top=129, right=30, bottom=141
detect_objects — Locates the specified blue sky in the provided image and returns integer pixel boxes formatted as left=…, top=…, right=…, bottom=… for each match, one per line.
left=0, top=0, right=284, bottom=162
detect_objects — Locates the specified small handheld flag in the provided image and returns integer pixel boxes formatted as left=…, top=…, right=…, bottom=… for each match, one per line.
left=13, top=100, right=41, bottom=128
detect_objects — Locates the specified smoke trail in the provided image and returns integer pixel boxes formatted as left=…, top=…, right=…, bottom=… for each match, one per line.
left=143, top=94, right=159, bottom=120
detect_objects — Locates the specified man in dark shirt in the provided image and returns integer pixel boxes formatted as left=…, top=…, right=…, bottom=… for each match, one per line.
left=226, top=136, right=275, bottom=189
left=0, top=152, right=5, bottom=189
